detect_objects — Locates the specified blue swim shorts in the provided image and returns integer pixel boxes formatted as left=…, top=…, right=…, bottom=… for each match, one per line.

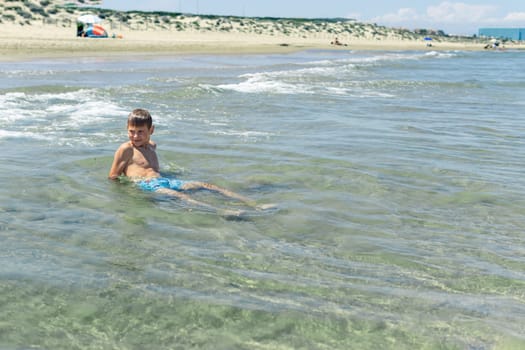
left=137, top=177, right=187, bottom=192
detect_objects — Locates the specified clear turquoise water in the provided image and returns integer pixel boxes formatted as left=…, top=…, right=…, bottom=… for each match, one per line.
left=1, top=50, right=525, bottom=349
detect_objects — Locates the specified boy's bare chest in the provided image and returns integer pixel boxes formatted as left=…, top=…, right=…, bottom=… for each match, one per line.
left=132, top=147, right=159, bottom=170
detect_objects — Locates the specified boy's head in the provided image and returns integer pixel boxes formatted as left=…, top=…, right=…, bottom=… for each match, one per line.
left=127, top=108, right=153, bottom=128
left=127, top=108, right=154, bottom=148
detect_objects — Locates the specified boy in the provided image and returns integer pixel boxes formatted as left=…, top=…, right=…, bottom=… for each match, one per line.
left=109, top=108, right=271, bottom=214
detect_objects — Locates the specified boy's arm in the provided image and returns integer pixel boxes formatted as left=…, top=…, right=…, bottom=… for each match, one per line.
left=108, top=143, right=133, bottom=180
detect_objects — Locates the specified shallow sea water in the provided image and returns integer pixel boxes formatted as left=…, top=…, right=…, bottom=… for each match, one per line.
left=1, top=50, right=525, bottom=349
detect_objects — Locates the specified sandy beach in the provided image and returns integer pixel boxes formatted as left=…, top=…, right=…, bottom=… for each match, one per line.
left=0, top=24, right=501, bottom=61
left=1, top=5, right=523, bottom=60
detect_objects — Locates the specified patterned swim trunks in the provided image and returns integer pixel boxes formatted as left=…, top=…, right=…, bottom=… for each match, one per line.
left=137, top=177, right=187, bottom=192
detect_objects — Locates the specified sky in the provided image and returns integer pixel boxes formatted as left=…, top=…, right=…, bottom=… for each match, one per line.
left=100, top=1, right=525, bottom=35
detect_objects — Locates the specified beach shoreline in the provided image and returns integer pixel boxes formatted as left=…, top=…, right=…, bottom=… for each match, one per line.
left=2, top=20, right=522, bottom=62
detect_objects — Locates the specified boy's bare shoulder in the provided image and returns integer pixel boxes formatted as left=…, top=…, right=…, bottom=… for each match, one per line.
left=114, top=141, right=134, bottom=157
left=119, top=141, right=134, bottom=150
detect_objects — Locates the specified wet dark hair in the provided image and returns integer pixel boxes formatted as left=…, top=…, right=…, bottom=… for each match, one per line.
left=127, top=108, right=153, bottom=128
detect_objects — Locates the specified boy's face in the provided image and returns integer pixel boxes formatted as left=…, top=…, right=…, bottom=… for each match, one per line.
left=127, top=123, right=154, bottom=148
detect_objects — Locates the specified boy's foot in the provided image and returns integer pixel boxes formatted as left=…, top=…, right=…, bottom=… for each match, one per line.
left=256, top=203, right=278, bottom=211
left=219, top=208, right=246, bottom=218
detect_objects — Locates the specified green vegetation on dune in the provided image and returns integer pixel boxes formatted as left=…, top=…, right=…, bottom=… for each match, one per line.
left=0, top=0, right=479, bottom=43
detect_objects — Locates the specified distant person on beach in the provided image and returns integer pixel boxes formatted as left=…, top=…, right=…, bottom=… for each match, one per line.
left=484, top=41, right=504, bottom=50
left=331, top=37, right=347, bottom=46
left=76, top=23, right=84, bottom=37
left=108, top=108, right=273, bottom=215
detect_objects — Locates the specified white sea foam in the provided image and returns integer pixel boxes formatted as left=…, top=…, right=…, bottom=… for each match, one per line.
left=0, top=88, right=126, bottom=143
left=1, top=69, right=57, bottom=78
left=215, top=73, right=313, bottom=95
left=324, top=87, right=394, bottom=98
left=211, top=51, right=450, bottom=97
left=423, top=50, right=458, bottom=59
left=0, top=129, right=51, bottom=141
left=201, top=52, right=452, bottom=99
left=214, top=62, right=354, bottom=95
left=211, top=129, right=272, bottom=139
left=213, top=64, right=371, bottom=97
left=299, top=52, right=430, bottom=67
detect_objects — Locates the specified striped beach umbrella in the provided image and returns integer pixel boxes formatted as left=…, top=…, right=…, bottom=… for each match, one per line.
left=77, top=14, right=102, bottom=24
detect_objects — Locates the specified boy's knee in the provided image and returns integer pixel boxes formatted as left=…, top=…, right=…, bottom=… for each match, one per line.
left=181, top=181, right=204, bottom=190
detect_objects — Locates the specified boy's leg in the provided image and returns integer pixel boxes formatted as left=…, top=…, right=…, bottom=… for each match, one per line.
left=181, top=181, right=257, bottom=207
left=183, top=181, right=277, bottom=210
left=155, top=187, right=208, bottom=207
left=155, top=187, right=244, bottom=217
